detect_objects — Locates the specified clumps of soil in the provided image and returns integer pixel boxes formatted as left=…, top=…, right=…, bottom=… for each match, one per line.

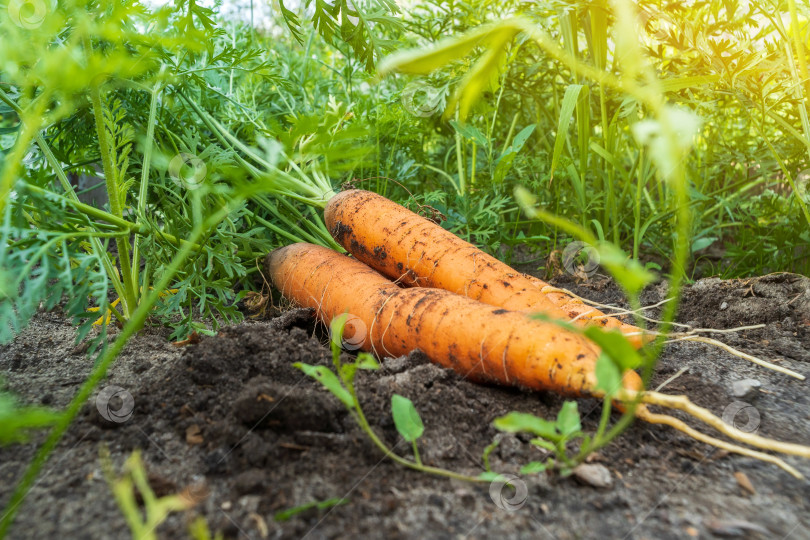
left=679, top=273, right=810, bottom=328
left=678, top=273, right=810, bottom=364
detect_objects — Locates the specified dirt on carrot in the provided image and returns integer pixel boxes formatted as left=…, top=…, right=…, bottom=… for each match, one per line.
left=265, top=243, right=640, bottom=397
left=0, top=275, right=808, bottom=539
left=325, top=189, right=648, bottom=347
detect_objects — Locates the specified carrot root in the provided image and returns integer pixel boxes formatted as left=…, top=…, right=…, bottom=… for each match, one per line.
left=552, top=278, right=803, bottom=379
left=636, top=390, right=810, bottom=459
left=636, top=407, right=803, bottom=479
left=265, top=243, right=623, bottom=398
left=665, top=335, right=805, bottom=380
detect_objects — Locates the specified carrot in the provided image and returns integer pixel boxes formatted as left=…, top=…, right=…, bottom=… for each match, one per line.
left=266, top=242, right=637, bottom=396
left=267, top=242, right=810, bottom=478
left=324, top=189, right=649, bottom=348
left=523, top=274, right=631, bottom=327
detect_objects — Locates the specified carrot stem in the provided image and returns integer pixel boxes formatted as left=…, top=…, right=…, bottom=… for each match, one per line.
left=89, top=82, right=139, bottom=319
left=412, top=441, right=422, bottom=466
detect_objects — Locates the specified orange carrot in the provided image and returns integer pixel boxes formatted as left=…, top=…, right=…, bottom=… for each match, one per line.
left=523, top=274, right=630, bottom=327
left=266, top=242, right=810, bottom=476
left=266, top=242, right=640, bottom=397
left=324, top=189, right=648, bottom=347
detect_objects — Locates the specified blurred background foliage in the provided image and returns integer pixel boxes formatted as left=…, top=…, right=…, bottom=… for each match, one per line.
left=1, top=0, right=809, bottom=344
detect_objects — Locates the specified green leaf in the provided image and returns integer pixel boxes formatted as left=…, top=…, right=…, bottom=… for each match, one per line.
left=293, top=362, right=354, bottom=408
left=555, top=401, right=581, bottom=437
left=511, top=124, right=536, bottom=151
left=329, top=313, right=348, bottom=342
left=477, top=471, right=503, bottom=482
left=520, top=461, right=549, bottom=475
left=658, top=75, right=720, bottom=93
left=529, top=438, right=557, bottom=452
left=583, top=326, right=644, bottom=371
left=338, top=363, right=359, bottom=387
left=377, top=22, right=519, bottom=76
left=338, top=353, right=379, bottom=388
left=0, top=266, right=16, bottom=300
left=446, top=41, right=511, bottom=121
left=493, top=411, right=560, bottom=442
left=595, top=242, right=656, bottom=295
left=493, top=124, right=536, bottom=183
left=691, top=236, right=717, bottom=253
left=0, top=392, right=62, bottom=445
left=594, top=354, right=623, bottom=397
left=356, top=352, right=380, bottom=371
left=550, top=84, right=586, bottom=181
left=450, top=121, right=488, bottom=146
left=391, top=394, right=424, bottom=442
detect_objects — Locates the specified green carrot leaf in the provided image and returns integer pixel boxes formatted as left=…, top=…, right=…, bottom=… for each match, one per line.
left=493, top=411, right=561, bottom=442
left=594, top=354, right=623, bottom=397
left=520, top=461, right=549, bottom=475
left=294, top=363, right=354, bottom=409
left=391, top=394, right=425, bottom=442
left=584, top=327, right=644, bottom=371
left=556, top=401, right=582, bottom=438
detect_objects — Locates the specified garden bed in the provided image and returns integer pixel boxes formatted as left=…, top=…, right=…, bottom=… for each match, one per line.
left=1, top=273, right=809, bottom=539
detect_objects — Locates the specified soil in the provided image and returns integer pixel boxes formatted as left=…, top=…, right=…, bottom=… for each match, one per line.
left=1, top=273, right=810, bottom=539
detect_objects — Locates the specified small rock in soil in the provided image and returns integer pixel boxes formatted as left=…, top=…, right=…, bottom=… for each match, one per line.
left=572, top=463, right=613, bottom=489
left=733, top=471, right=756, bottom=495
left=234, top=469, right=268, bottom=495
left=730, top=379, right=761, bottom=398
left=382, top=354, right=411, bottom=374
left=704, top=518, right=770, bottom=537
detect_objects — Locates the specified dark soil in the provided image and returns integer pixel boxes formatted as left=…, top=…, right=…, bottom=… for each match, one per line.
left=2, top=273, right=810, bottom=539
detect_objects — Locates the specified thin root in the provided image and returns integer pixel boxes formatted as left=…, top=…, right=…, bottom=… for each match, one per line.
left=654, top=366, right=690, bottom=392
left=677, top=324, right=766, bottom=334
left=636, top=407, right=803, bottom=479
left=544, top=283, right=802, bottom=380
left=665, top=335, right=805, bottom=380
left=539, top=285, right=679, bottom=325
left=622, top=390, right=810, bottom=478
left=639, top=391, right=810, bottom=458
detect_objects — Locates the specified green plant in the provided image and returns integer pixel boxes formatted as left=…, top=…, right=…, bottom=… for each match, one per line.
left=493, top=402, right=583, bottom=475
left=0, top=385, right=61, bottom=445
left=273, top=497, right=350, bottom=522
left=0, top=190, right=256, bottom=535
left=294, top=314, right=491, bottom=483
left=101, top=448, right=197, bottom=540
